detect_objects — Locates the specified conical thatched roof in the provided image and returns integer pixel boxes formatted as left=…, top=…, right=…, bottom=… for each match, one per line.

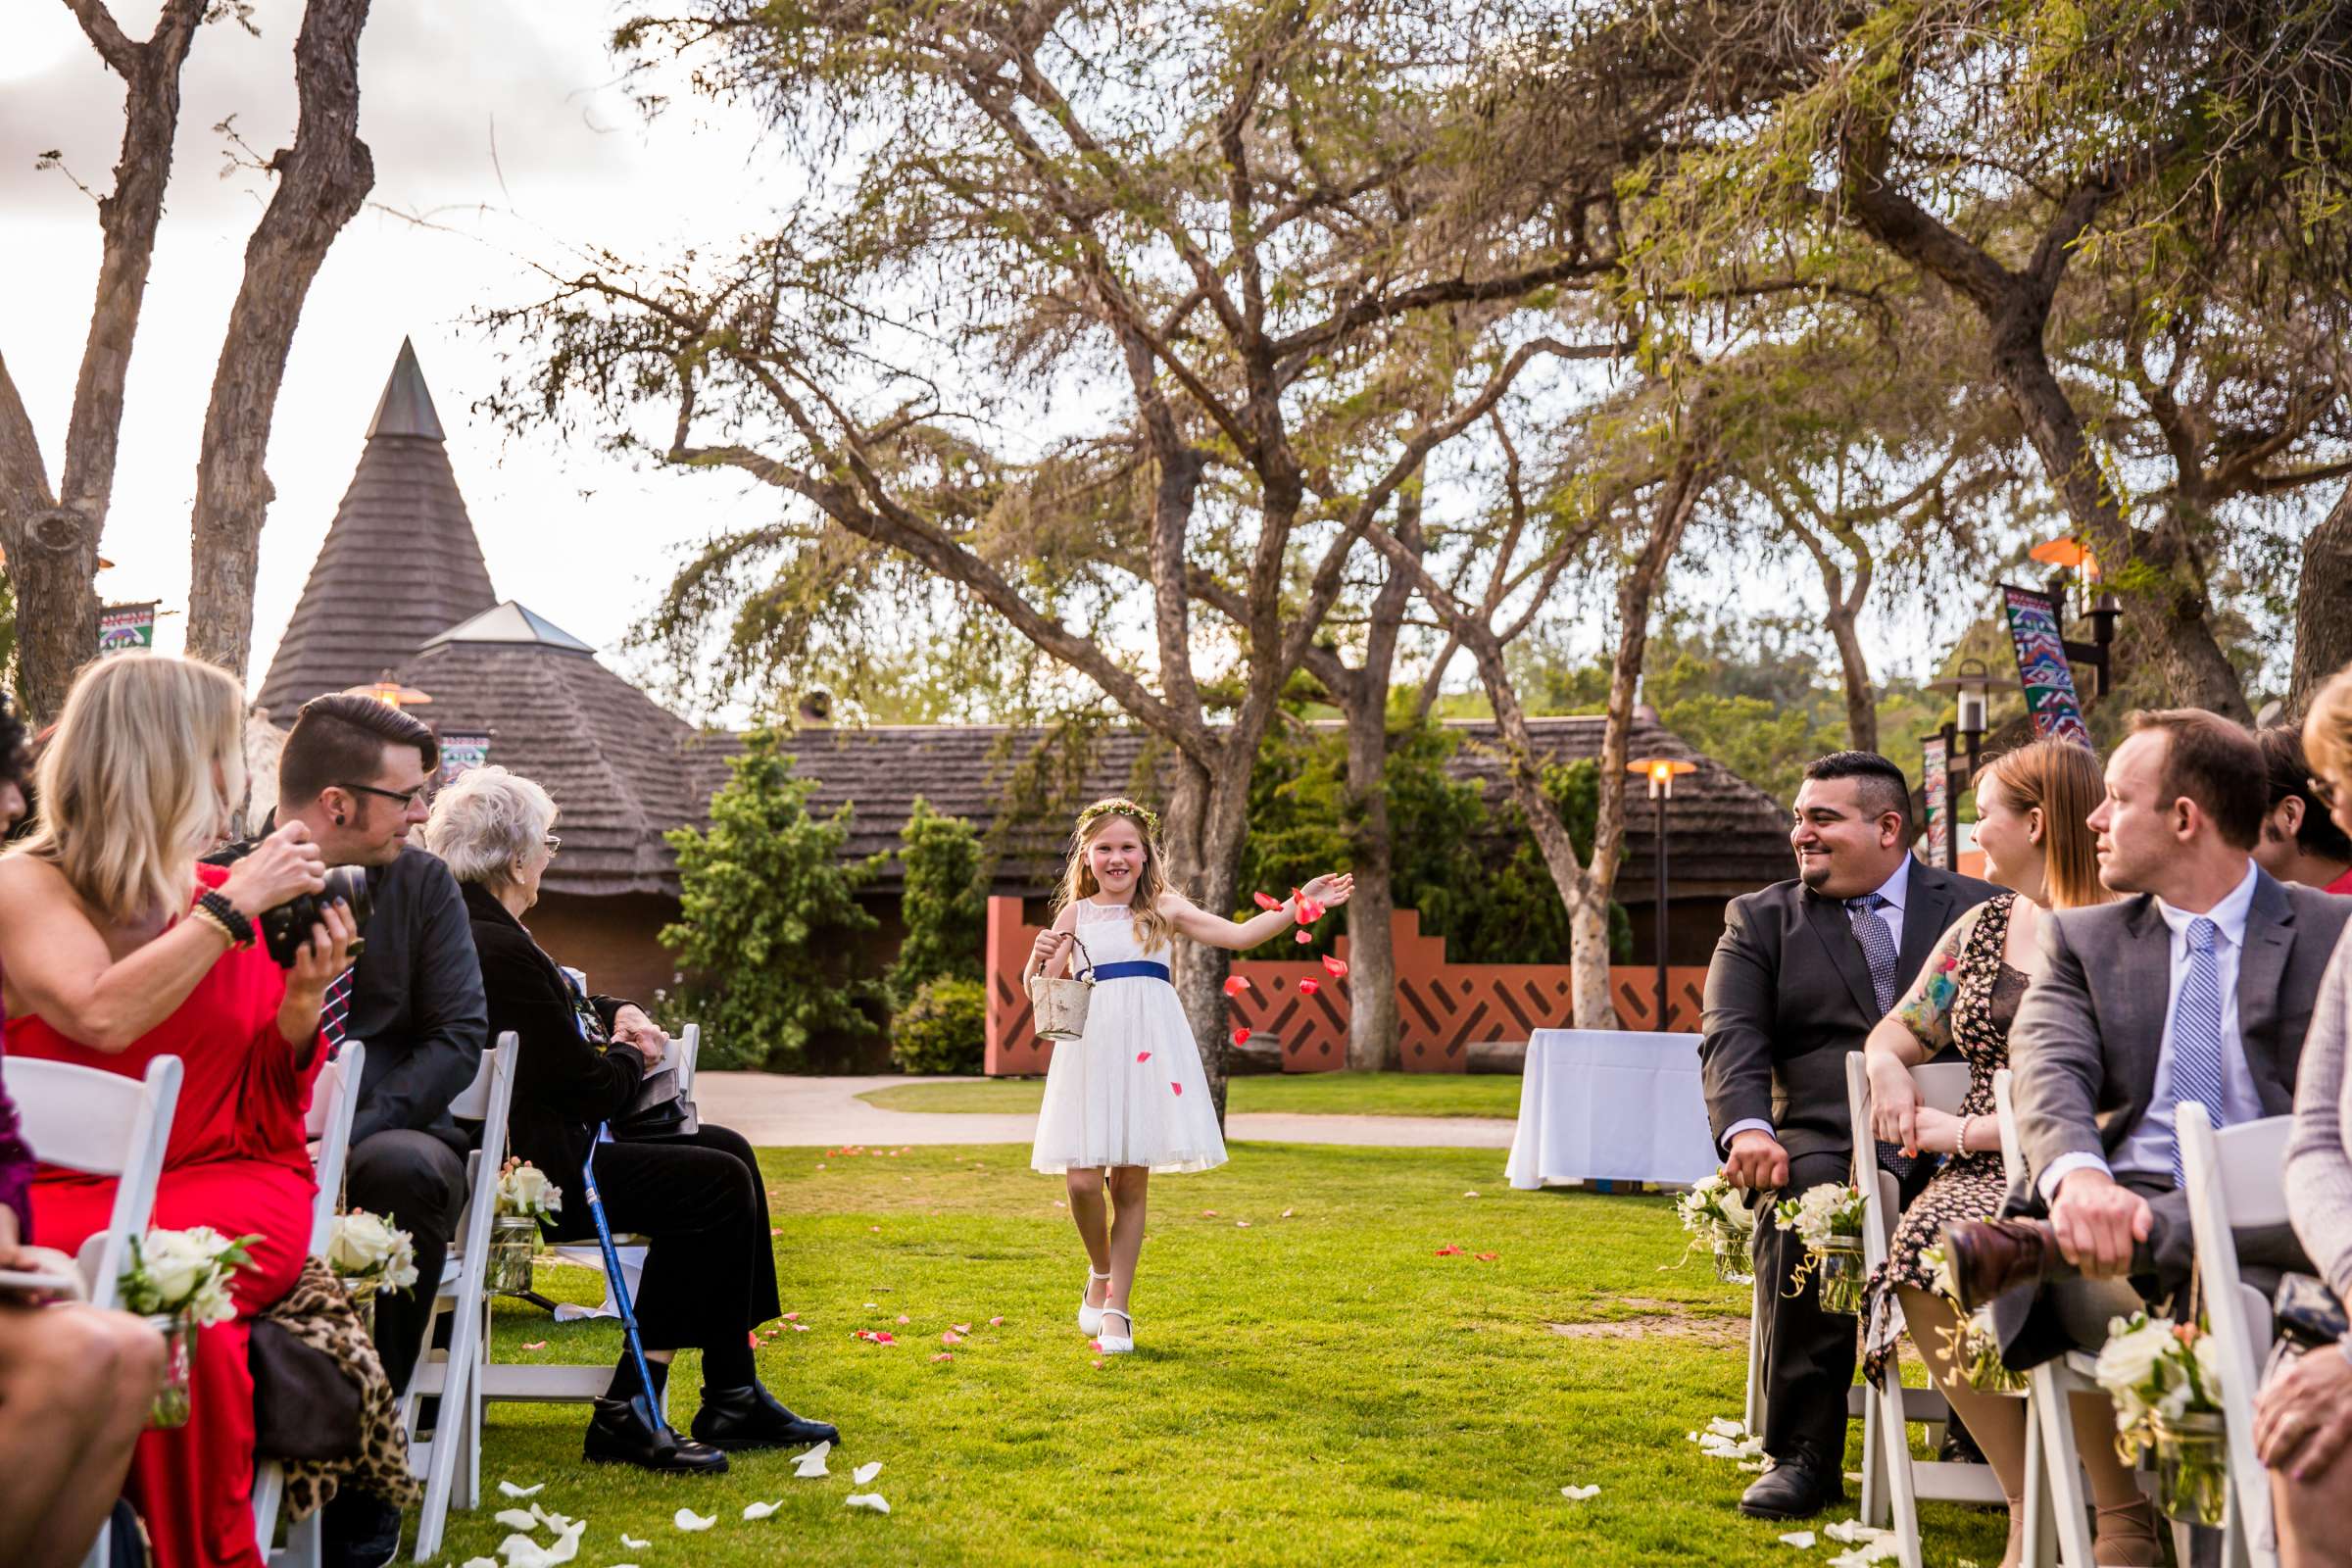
left=255, top=338, right=498, bottom=723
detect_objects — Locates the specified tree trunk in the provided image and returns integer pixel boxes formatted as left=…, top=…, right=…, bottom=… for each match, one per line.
left=1826, top=603, right=1879, bottom=751
left=185, top=0, right=376, bottom=678
left=2290, top=480, right=2352, bottom=712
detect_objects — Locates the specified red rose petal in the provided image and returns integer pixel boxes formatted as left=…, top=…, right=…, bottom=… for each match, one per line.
left=1136, top=1051, right=1152, bottom=1063
left=1476, top=1251, right=1498, bottom=1262
left=1252, top=891, right=1284, bottom=910
left=1298, top=978, right=1321, bottom=996
left=1231, top=1026, right=1250, bottom=1047
left=1222, top=976, right=1250, bottom=997
left=749, top=1330, right=760, bottom=1348
left=933, top=1351, right=955, bottom=1361
left=1322, top=956, right=1349, bottom=977
left=1434, top=1245, right=1463, bottom=1256
left=521, top=1340, right=548, bottom=1350
left=1171, top=1082, right=1183, bottom=1096
left=1293, top=930, right=1312, bottom=944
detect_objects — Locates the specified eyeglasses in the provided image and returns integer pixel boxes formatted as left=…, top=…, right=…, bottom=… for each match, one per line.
left=2313, top=776, right=2341, bottom=809
left=339, top=781, right=434, bottom=811
left=542, top=834, right=562, bottom=853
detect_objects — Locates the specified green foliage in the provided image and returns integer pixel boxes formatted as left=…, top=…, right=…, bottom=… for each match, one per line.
left=888, top=977, right=988, bottom=1076
left=1238, top=716, right=1629, bottom=965
left=661, top=729, right=880, bottom=1070
left=887, top=797, right=989, bottom=1009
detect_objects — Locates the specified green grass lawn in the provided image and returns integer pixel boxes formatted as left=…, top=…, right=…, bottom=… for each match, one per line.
left=444, top=1143, right=2006, bottom=1567
left=857, top=1070, right=1526, bottom=1118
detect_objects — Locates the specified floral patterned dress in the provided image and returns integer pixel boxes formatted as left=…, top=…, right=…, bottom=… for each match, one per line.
left=1861, top=890, right=2031, bottom=1386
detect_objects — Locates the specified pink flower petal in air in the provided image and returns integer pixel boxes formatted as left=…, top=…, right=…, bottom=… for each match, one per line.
left=1323, top=956, right=1349, bottom=977
left=1293, top=930, right=1312, bottom=944
left=1252, top=891, right=1284, bottom=910
left=1172, top=1082, right=1184, bottom=1096
left=1222, top=976, right=1251, bottom=997
left=1231, top=1026, right=1250, bottom=1047
left=1298, top=978, right=1321, bottom=996
left=1136, top=1051, right=1152, bottom=1063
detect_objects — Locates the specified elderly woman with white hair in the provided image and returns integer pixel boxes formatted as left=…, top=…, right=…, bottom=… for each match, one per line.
left=423, top=766, right=837, bottom=1475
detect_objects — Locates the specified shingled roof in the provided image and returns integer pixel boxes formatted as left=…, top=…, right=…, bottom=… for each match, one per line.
left=685, top=714, right=1794, bottom=901
left=256, top=339, right=499, bottom=724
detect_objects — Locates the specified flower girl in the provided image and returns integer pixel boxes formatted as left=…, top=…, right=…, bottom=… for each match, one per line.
left=1026, top=797, right=1352, bottom=1354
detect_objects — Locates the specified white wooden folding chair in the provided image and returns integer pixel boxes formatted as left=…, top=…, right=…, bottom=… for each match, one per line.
left=405, top=1036, right=518, bottom=1563
left=547, top=1022, right=699, bottom=1324
left=2178, top=1101, right=2285, bottom=1568
left=1842, top=1054, right=2008, bottom=1564
left=252, top=1042, right=368, bottom=1567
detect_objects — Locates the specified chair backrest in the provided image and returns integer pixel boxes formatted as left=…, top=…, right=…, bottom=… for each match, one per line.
left=1845, top=1054, right=1975, bottom=1263
left=1991, top=1068, right=2026, bottom=1190
left=446, top=1035, right=519, bottom=1267
left=8, top=1054, right=183, bottom=1308
left=307, top=1042, right=368, bottom=1252
left=674, top=1022, right=700, bottom=1098
left=2178, top=1101, right=2283, bottom=1553
left=448, top=1039, right=502, bottom=1121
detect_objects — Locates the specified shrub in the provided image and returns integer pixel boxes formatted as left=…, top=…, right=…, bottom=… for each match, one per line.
left=886, top=796, right=988, bottom=1008
left=890, top=977, right=988, bottom=1075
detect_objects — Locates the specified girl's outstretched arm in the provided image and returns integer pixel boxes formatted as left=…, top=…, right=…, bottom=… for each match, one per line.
left=1161, top=873, right=1354, bottom=953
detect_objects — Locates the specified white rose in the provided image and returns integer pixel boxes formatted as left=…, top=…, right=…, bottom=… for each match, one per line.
left=380, top=1228, right=419, bottom=1294
left=186, top=1271, right=238, bottom=1329
left=2190, top=1333, right=2226, bottom=1402
left=329, top=1211, right=398, bottom=1276
left=137, top=1231, right=207, bottom=1309
left=2092, top=1318, right=2173, bottom=1402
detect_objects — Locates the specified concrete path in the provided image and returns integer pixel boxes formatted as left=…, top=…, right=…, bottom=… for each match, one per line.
left=700, top=1072, right=1516, bottom=1150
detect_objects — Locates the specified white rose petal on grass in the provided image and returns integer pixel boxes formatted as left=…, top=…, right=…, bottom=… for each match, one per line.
left=529, top=1505, right=574, bottom=1534
left=742, top=1500, right=784, bottom=1520
left=1778, top=1531, right=1818, bottom=1549
left=792, top=1440, right=833, bottom=1478
left=671, top=1508, right=717, bottom=1532
left=845, top=1493, right=891, bottom=1514
left=619, top=1536, right=648, bottom=1550
left=497, top=1482, right=544, bottom=1499
left=1738, top=1460, right=1767, bottom=1472
left=1824, top=1519, right=1890, bottom=1544
left=464, top=1560, right=499, bottom=1568
left=493, top=1508, right=539, bottom=1531
left=854, top=1461, right=883, bottom=1485
left=1706, top=1416, right=1747, bottom=1437
left=1558, top=1484, right=1600, bottom=1500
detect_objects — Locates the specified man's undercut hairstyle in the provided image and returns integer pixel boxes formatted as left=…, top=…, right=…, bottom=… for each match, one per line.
left=1802, top=750, right=1912, bottom=834
left=278, top=693, right=440, bottom=806
left=2259, top=724, right=2352, bottom=862
left=2129, top=709, right=2266, bottom=852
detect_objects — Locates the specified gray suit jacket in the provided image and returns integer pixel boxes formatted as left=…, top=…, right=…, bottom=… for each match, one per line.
left=2008, top=868, right=2352, bottom=1206
left=1699, top=858, right=1998, bottom=1163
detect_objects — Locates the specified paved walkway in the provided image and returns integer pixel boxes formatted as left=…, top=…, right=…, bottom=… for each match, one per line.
left=700, top=1072, right=1516, bottom=1150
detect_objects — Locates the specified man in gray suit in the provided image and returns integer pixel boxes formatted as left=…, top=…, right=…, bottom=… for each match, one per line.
left=1702, top=752, right=1996, bottom=1518
left=1945, top=710, right=2352, bottom=1368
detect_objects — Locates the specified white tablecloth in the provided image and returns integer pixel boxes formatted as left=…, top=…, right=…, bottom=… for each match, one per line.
left=1505, top=1029, right=1719, bottom=1188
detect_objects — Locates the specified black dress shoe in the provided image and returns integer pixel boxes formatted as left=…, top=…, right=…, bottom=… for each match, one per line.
left=690, top=1383, right=842, bottom=1451
left=1941, top=1218, right=2080, bottom=1313
left=320, top=1489, right=403, bottom=1568
left=1738, top=1458, right=1844, bottom=1520
left=584, top=1392, right=729, bottom=1473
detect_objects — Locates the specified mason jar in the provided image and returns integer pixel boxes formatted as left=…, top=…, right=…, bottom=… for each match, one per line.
left=488, top=1214, right=540, bottom=1296
left=1712, top=1231, right=1755, bottom=1286
left=2152, top=1410, right=2230, bottom=1527
left=1813, top=1237, right=1867, bottom=1316
left=145, top=1313, right=192, bottom=1429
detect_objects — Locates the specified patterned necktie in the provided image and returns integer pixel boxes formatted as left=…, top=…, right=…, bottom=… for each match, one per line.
left=1846, top=894, right=1913, bottom=1177
left=320, top=967, right=355, bottom=1060
left=2167, top=917, right=2227, bottom=1185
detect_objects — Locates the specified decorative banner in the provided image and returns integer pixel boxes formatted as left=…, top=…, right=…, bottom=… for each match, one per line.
left=98, top=602, right=158, bottom=654
left=1922, top=735, right=1951, bottom=869
left=438, top=731, right=492, bottom=785
left=1998, top=583, right=2093, bottom=746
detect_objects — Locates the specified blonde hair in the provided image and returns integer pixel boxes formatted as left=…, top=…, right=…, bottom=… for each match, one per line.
left=1979, top=739, right=2114, bottom=910
left=2305, top=664, right=2352, bottom=805
left=422, top=765, right=557, bottom=887
left=1050, top=798, right=1175, bottom=954
left=11, top=655, right=248, bottom=925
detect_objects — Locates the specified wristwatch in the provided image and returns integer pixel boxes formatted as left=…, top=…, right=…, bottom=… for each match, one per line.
left=195, top=889, right=255, bottom=948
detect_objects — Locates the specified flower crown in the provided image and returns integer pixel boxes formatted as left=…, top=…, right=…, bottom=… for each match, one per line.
left=1074, top=797, right=1160, bottom=840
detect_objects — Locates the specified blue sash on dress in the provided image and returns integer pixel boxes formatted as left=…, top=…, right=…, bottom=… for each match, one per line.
left=1091, top=960, right=1171, bottom=983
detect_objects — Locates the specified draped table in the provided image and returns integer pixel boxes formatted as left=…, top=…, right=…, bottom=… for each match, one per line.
left=1504, top=1028, right=1719, bottom=1189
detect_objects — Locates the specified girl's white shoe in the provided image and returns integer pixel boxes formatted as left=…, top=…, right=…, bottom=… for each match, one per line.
left=1077, top=1268, right=1112, bottom=1336
left=1097, top=1306, right=1135, bottom=1355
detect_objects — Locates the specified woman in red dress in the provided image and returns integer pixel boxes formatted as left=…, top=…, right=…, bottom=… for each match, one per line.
left=0, top=656, right=358, bottom=1568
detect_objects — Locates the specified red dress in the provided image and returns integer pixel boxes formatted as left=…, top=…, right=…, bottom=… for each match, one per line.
left=11, top=865, right=322, bottom=1568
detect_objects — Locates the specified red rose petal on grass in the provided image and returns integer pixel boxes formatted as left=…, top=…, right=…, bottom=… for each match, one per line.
left=933, top=1352, right=955, bottom=1362
left=1136, top=1051, right=1152, bottom=1063
left=791, top=1324, right=810, bottom=1332
left=782, top=1312, right=799, bottom=1320
left=870, top=1225, right=881, bottom=1233
left=1231, top=1026, right=1250, bottom=1047
left=1434, top=1245, right=1463, bottom=1256
left=1202, top=1210, right=1219, bottom=1218
left=1252, top=891, right=1284, bottom=910
left=1322, top=956, right=1349, bottom=977
left=874, top=1332, right=896, bottom=1345
left=521, top=1341, right=547, bottom=1350
left=1293, top=930, right=1312, bottom=944
left=1222, top=976, right=1251, bottom=997
left=988, top=1316, right=1004, bottom=1326
left=942, top=1331, right=962, bottom=1347
left=1092, top=1358, right=1105, bottom=1369
left=1171, top=1083, right=1183, bottom=1096
left=1298, top=978, right=1321, bottom=996
left=953, top=1323, right=971, bottom=1335
left=749, top=1331, right=761, bottom=1348
left=1476, top=1252, right=1498, bottom=1262
left=896, top=1314, right=910, bottom=1324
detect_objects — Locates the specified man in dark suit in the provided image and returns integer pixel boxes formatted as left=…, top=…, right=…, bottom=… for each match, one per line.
left=1943, top=711, right=2352, bottom=1366
left=1701, top=752, right=1997, bottom=1519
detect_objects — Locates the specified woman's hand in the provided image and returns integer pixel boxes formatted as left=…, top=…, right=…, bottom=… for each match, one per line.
left=2257, top=1345, right=2352, bottom=1482
left=610, top=1004, right=668, bottom=1066
left=1866, top=1048, right=1921, bottom=1152
left=1300, top=873, right=1354, bottom=908
left=220, top=820, right=326, bottom=922
left=1906, top=1106, right=1964, bottom=1154
left=1029, top=929, right=1072, bottom=976
left=277, top=900, right=362, bottom=1049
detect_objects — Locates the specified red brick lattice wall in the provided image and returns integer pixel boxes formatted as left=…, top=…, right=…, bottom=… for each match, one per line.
left=983, top=897, right=1707, bottom=1074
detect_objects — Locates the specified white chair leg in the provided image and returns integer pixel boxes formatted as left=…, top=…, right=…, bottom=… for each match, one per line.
left=1744, top=1275, right=1768, bottom=1437
left=252, top=1461, right=282, bottom=1559
left=2023, top=1391, right=2054, bottom=1566
left=1860, top=1378, right=1886, bottom=1529
left=1879, top=1377, right=1925, bottom=1568
left=2032, top=1366, right=2098, bottom=1568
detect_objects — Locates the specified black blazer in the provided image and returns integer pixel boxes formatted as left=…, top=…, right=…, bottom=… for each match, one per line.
left=1698, top=858, right=1999, bottom=1162
left=461, top=882, right=644, bottom=1191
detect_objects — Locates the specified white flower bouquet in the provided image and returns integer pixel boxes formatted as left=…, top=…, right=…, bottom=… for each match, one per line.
left=495, top=1157, right=563, bottom=1219
left=489, top=1157, right=560, bottom=1296
left=1775, top=1183, right=1868, bottom=1314
left=119, top=1227, right=260, bottom=1428
left=2091, top=1311, right=2229, bottom=1525
left=1677, top=1171, right=1757, bottom=1283
left=326, top=1209, right=418, bottom=1333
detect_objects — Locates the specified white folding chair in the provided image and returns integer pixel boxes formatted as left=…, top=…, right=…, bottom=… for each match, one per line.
left=2178, top=1101, right=2285, bottom=1568
left=11, top=1055, right=184, bottom=1568
left=547, top=1023, right=699, bottom=1324
left=1842, top=1054, right=2007, bottom=1566
left=253, top=1043, right=368, bottom=1566
left=406, top=1036, right=518, bottom=1562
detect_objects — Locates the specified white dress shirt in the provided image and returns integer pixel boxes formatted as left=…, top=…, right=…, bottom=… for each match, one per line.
left=1724, top=859, right=1913, bottom=1149
left=2037, top=860, right=2268, bottom=1200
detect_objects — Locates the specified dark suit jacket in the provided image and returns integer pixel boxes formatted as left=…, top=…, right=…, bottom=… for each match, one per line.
left=462, top=882, right=645, bottom=1190
left=1699, top=858, right=1999, bottom=1163
left=2007, top=868, right=2352, bottom=1205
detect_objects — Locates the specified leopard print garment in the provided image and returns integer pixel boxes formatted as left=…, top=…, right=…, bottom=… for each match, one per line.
left=258, top=1256, right=420, bottom=1520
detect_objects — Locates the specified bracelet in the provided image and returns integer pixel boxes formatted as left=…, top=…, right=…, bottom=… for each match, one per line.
left=194, top=889, right=255, bottom=948
left=1958, top=1114, right=1978, bottom=1155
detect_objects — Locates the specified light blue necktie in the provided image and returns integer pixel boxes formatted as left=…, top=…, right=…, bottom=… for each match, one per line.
left=2167, top=917, right=2227, bottom=1186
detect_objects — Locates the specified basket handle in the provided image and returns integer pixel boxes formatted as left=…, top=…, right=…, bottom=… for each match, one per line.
left=1065, top=931, right=1095, bottom=983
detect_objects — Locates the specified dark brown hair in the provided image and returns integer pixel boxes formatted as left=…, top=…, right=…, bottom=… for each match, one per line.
left=1980, top=739, right=2113, bottom=909
left=2128, top=709, right=2266, bottom=852
left=278, top=693, right=439, bottom=805
left=2258, top=724, right=2352, bottom=862
left=1802, top=750, right=1912, bottom=834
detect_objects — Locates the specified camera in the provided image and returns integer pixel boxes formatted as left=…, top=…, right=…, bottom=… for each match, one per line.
left=260, top=864, right=373, bottom=967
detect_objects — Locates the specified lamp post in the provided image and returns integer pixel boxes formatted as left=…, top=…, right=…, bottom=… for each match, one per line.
left=344, top=669, right=433, bottom=710
left=2027, top=536, right=2121, bottom=697
left=1627, top=757, right=1697, bottom=1031
left=1927, top=658, right=1992, bottom=796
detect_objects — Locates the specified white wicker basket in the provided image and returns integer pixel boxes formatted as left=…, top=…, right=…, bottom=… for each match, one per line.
left=1027, top=934, right=1097, bottom=1042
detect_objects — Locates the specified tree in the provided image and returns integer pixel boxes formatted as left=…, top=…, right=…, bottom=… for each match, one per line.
left=661, top=730, right=880, bottom=1070
left=0, top=0, right=374, bottom=717
left=886, top=797, right=988, bottom=1010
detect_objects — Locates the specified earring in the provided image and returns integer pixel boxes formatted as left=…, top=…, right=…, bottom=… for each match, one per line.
left=332, top=813, right=345, bottom=826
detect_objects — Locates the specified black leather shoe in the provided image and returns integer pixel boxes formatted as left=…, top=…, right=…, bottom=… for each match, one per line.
left=690, top=1383, right=842, bottom=1451
left=583, top=1392, right=729, bottom=1474
left=320, top=1489, right=402, bottom=1568
left=1738, top=1458, right=1844, bottom=1520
